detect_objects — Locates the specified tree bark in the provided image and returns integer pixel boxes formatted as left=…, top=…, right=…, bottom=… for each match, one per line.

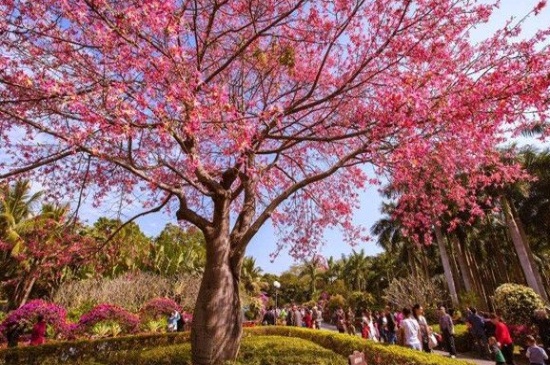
left=510, top=199, right=550, bottom=302
left=434, top=224, right=459, bottom=306
left=191, top=209, right=243, bottom=365
left=451, top=235, right=473, bottom=292
left=18, top=276, right=36, bottom=308
left=501, top=197, right=548, bottom=301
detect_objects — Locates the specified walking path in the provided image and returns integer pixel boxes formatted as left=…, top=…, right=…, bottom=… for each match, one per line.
left=319, top=321, right=493, bottom=365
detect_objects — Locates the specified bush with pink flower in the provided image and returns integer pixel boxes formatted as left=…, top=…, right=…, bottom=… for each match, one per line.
left=141, top=297, right=181, bottom=319
left=77, top=304, right=140, bottom=335
left=0, top=300, right=69, bottom=343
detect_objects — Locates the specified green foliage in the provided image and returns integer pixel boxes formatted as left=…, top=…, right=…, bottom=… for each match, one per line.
left=494, top=283, right=545, bottom=325
left=431, top=324, right=470, bottom=353
left=327, top=294, right=346, bottom=313
left=245, top=327, right=475, bottom=365
left=240, top=257, right=266, bottom=296
left=458, top=291, right=481, bottom=310
left=135, top=336, right=347, bottom=365
left=149, top=224, right=206, bottom=276
left=0, top=332, right=190, bottom=364
left=86, top=218, right=152, bottom=278
left=144, top=319, right=166, bottom=333
left=347, top=291, right=375, bottom=311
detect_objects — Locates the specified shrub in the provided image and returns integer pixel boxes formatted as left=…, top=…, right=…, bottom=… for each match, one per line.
left=133, top=336, right=348, bottom=365
left=327, top=294, right=346, bottom=313
left=54, top=273, right=173, bottom=313
left=77, top=304, right=140, bottom=335
left=144, top=319, right=167, bottom=333
left=0, top=300, right=68, bottom=343
left=494, top=283, right=545, bottom=325
left=141, top=298, right=181, bottom=320
left=0, top=332, right=190, bottom=364
left=245, top=327, right=475, bottom=365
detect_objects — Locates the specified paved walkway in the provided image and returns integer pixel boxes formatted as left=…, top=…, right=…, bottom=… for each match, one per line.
left=319, top=322, right=494, bottom=365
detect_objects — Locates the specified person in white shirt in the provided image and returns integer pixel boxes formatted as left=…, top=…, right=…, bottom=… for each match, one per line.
left=401, top=307, right=422, bottom=351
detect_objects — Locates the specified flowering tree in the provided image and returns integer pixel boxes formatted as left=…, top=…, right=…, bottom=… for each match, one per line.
left=1, top=0, right=549, bottom=363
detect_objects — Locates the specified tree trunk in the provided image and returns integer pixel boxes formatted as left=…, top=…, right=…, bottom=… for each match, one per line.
left=434, top=225, right=459, bottom=306
left=18, top=276, right=36, bottom=308
left=191, top=222, right=243, bottom=365
left=501, top=197, right=548, bottom=301
left=510, top=199, right=550, bottom=301
left=452, top=235, right=473, bottom=292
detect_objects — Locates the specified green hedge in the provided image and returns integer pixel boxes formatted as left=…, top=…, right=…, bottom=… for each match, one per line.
left=245, top=327, right=474, bottom=365
left=431, top=324, right=471, bottom=353
left=0, top=327, right=475, bottom=365
left=0, top=332, right=190, bottom=365
left=129, top=336, right=348, bottom=365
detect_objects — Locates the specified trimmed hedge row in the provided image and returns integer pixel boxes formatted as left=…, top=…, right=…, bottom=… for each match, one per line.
left=245, top=327, right=475, bottom=365
left=0, top=332, right=190, bottom=365
left=128, top=336, right=348, bottom=365
left=431, top=324, right=471, bottom=353
left=0, top=326, right=475, bottom=365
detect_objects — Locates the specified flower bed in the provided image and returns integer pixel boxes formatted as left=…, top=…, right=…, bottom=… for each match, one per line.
left=140, top=298, right=181, bottom=319
left=0, top=300, right=69, bottom=342
left=77, top=304, right=141, bottom=335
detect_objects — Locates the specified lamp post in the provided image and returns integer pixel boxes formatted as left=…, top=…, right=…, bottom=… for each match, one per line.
left=273, top=280, right=281, bottom=311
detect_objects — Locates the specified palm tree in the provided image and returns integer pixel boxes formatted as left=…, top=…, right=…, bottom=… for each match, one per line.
left=0, top=180, right=42, bottom=253
left=341, top=249, right=370, bottom=291
left=240, top=257, right=266, bottom=296
left=298, top=256, right=324, bottom=300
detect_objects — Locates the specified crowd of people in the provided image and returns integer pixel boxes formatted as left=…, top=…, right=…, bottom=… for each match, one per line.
left=261, top=303, right=550, bottom=365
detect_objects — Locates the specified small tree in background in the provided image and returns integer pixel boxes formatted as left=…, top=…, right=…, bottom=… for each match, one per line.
left=494, top=283, right=545, bottom=325
left=384, top=274, right=448, bottom=309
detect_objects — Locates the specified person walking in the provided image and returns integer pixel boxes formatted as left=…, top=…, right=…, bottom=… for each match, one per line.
left=384, top=306, right=397, bottom=344
left=312, top=306, right=322, bottom=329
left=291, top=305, right=303, bottom=327
left=467, top=307, right=490, bottom=359
left=262, top=306, right=276, bottom=325
left=413, top=304, right=431, bottom=352
left=525, top=335, right=548, bottom=365
left=335, top=307, right=346, bottom=334
left=346, top=307, right=356, bottom=335
left=167, top=310, right=181, bottom=332
left=489, top=336, right=506, bottom=365
left=401, top=307, right=422, bottom=351
left=439, top=306, right=457, bottom=358
left=304, top=308, right=313, bottom=328
left=533, top=309, right=550, bottom=352
left=490, top=314, right=515, bottom=365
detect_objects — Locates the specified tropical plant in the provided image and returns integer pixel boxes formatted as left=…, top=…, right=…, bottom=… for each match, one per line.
left=240, top=257, right=267, bottom=296
left=493, top=283, right=545, bottom=325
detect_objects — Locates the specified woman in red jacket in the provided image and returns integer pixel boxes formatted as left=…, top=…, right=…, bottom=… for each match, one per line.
left=304, top=308, right=313, bottom=328
left=490, top=314, right=515, bottom=365
left=30, top=315, right=46, bottom=346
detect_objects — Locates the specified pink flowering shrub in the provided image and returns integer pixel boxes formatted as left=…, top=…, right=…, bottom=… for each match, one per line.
left=77, top=304, right=140, bottom=334
left=0, top=300, right=68, bottom=343
left=508, top=324, right=536, bottom=348
left=141, top=297, right=181, bottom=319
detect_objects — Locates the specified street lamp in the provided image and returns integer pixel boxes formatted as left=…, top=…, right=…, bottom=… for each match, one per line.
left=273, top=281, right=281, bottom=311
